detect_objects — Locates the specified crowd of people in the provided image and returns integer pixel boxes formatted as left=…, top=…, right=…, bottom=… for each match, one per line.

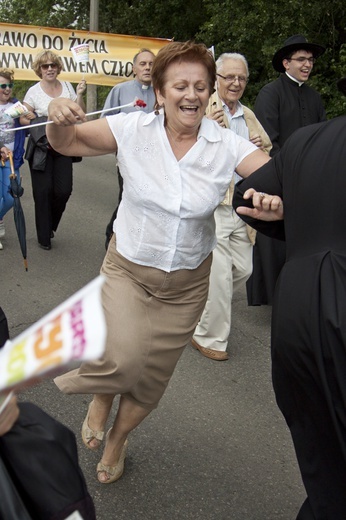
left=48, top=40, right=269, bottom=486
left=1, top=34, right=346, bottom=520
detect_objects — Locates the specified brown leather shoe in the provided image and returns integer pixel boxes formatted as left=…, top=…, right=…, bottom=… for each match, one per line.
left=191, top=338, right=229, bottom=361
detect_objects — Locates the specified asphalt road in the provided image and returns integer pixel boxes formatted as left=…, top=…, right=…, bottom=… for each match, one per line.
left=1, top=154, right=305, bottom=519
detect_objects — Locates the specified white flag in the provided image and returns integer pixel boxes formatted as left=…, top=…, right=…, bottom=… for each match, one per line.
left=0, top=276, right=106, bottom=393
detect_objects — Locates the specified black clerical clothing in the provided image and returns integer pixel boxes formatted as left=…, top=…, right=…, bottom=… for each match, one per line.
left=246, top=73, right=326, bottom=306
left=254, top=73, right=326, bottom=156
left=233, top=116, right=346, bottom=520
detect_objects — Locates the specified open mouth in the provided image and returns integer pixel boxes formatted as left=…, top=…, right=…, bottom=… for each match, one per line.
left=180, top=105, right=198, bottom=112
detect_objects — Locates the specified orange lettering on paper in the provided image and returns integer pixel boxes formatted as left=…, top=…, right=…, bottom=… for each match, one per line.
left=34, top=355, right=64, bottom=373
left=34, top=316, right=63, bottom=359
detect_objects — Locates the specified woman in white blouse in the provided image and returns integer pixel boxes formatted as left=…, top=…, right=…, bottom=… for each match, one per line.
left=48, top=41, right=270, bottom=484
left=21, top=50, right=86, bottom=250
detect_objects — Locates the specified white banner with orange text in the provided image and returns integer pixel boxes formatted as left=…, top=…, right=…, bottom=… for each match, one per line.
left=0, top=276, right=106, bottom=394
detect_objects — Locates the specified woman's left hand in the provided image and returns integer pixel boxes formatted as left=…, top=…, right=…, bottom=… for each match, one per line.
left=76, top=80, right=87, bottom=95
left=236, top=188, right=284, bottom=221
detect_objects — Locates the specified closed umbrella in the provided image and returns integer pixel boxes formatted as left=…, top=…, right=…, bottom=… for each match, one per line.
left=8, top=152, right=28, bottom=271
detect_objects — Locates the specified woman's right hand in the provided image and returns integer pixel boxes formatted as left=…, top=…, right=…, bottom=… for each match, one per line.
left=48, top=97, right=87, bottom=126
left=47, top=99, right=117, bottom=157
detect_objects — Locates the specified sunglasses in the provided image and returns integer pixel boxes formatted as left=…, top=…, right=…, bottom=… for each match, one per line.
left=41, top=63, right=58, bottom=70
left=0, top=83, right=13, bottom=89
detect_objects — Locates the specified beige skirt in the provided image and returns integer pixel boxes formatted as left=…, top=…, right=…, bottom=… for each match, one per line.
left=54, top=236, right=212, bottom=410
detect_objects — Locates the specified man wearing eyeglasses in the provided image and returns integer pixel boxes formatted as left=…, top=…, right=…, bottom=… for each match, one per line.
left=246, top=35, right=326, bottom=307
left=254, top=34, right=326, bottom=157
left=191, top=53, right=272, bottom=361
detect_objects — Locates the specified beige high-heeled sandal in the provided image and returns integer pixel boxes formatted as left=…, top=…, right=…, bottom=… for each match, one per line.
left=97, top=430, right=128, bottom=484
left=81, top=401, right=105, bottom=451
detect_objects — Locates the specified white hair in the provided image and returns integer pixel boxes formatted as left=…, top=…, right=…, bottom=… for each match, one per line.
left=215, top=53, right=249, bottom=77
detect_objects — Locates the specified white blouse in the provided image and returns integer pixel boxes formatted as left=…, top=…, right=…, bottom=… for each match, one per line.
left=107, top=111, right=257, bottom=272
left=23, top=80, right=77, bottom=117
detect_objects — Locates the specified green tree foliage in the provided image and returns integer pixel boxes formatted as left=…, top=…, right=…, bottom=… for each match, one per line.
left=0, top=0, right=89, bottom=29
left=0, top=0, right=345, bottom=115
left=97, top=0, right=207, bottom=41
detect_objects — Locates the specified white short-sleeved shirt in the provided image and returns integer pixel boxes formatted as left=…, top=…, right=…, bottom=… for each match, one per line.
left=106, top=111, right=257, bottom=272
left=23, top=80, right=77, bottom=117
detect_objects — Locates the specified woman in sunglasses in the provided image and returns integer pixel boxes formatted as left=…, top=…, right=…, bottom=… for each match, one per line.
left=21, top=51, right=86, bottom=250
left=0, top=68, right=34, bottom=250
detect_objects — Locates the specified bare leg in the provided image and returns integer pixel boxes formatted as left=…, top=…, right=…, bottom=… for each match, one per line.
left=98, top=395, right=151, bottom=483
left=86, top=394, right=114, bottom=449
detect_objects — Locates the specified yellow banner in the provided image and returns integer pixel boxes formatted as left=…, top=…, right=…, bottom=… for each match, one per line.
left=0, top=22, right=171, bottom=86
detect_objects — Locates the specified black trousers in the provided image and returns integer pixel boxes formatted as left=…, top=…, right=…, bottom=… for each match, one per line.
left=30, top=153, right=73, bottom=247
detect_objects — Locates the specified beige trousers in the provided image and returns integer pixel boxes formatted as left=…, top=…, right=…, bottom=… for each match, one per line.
left=193, top=205, right=253, bottom=352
